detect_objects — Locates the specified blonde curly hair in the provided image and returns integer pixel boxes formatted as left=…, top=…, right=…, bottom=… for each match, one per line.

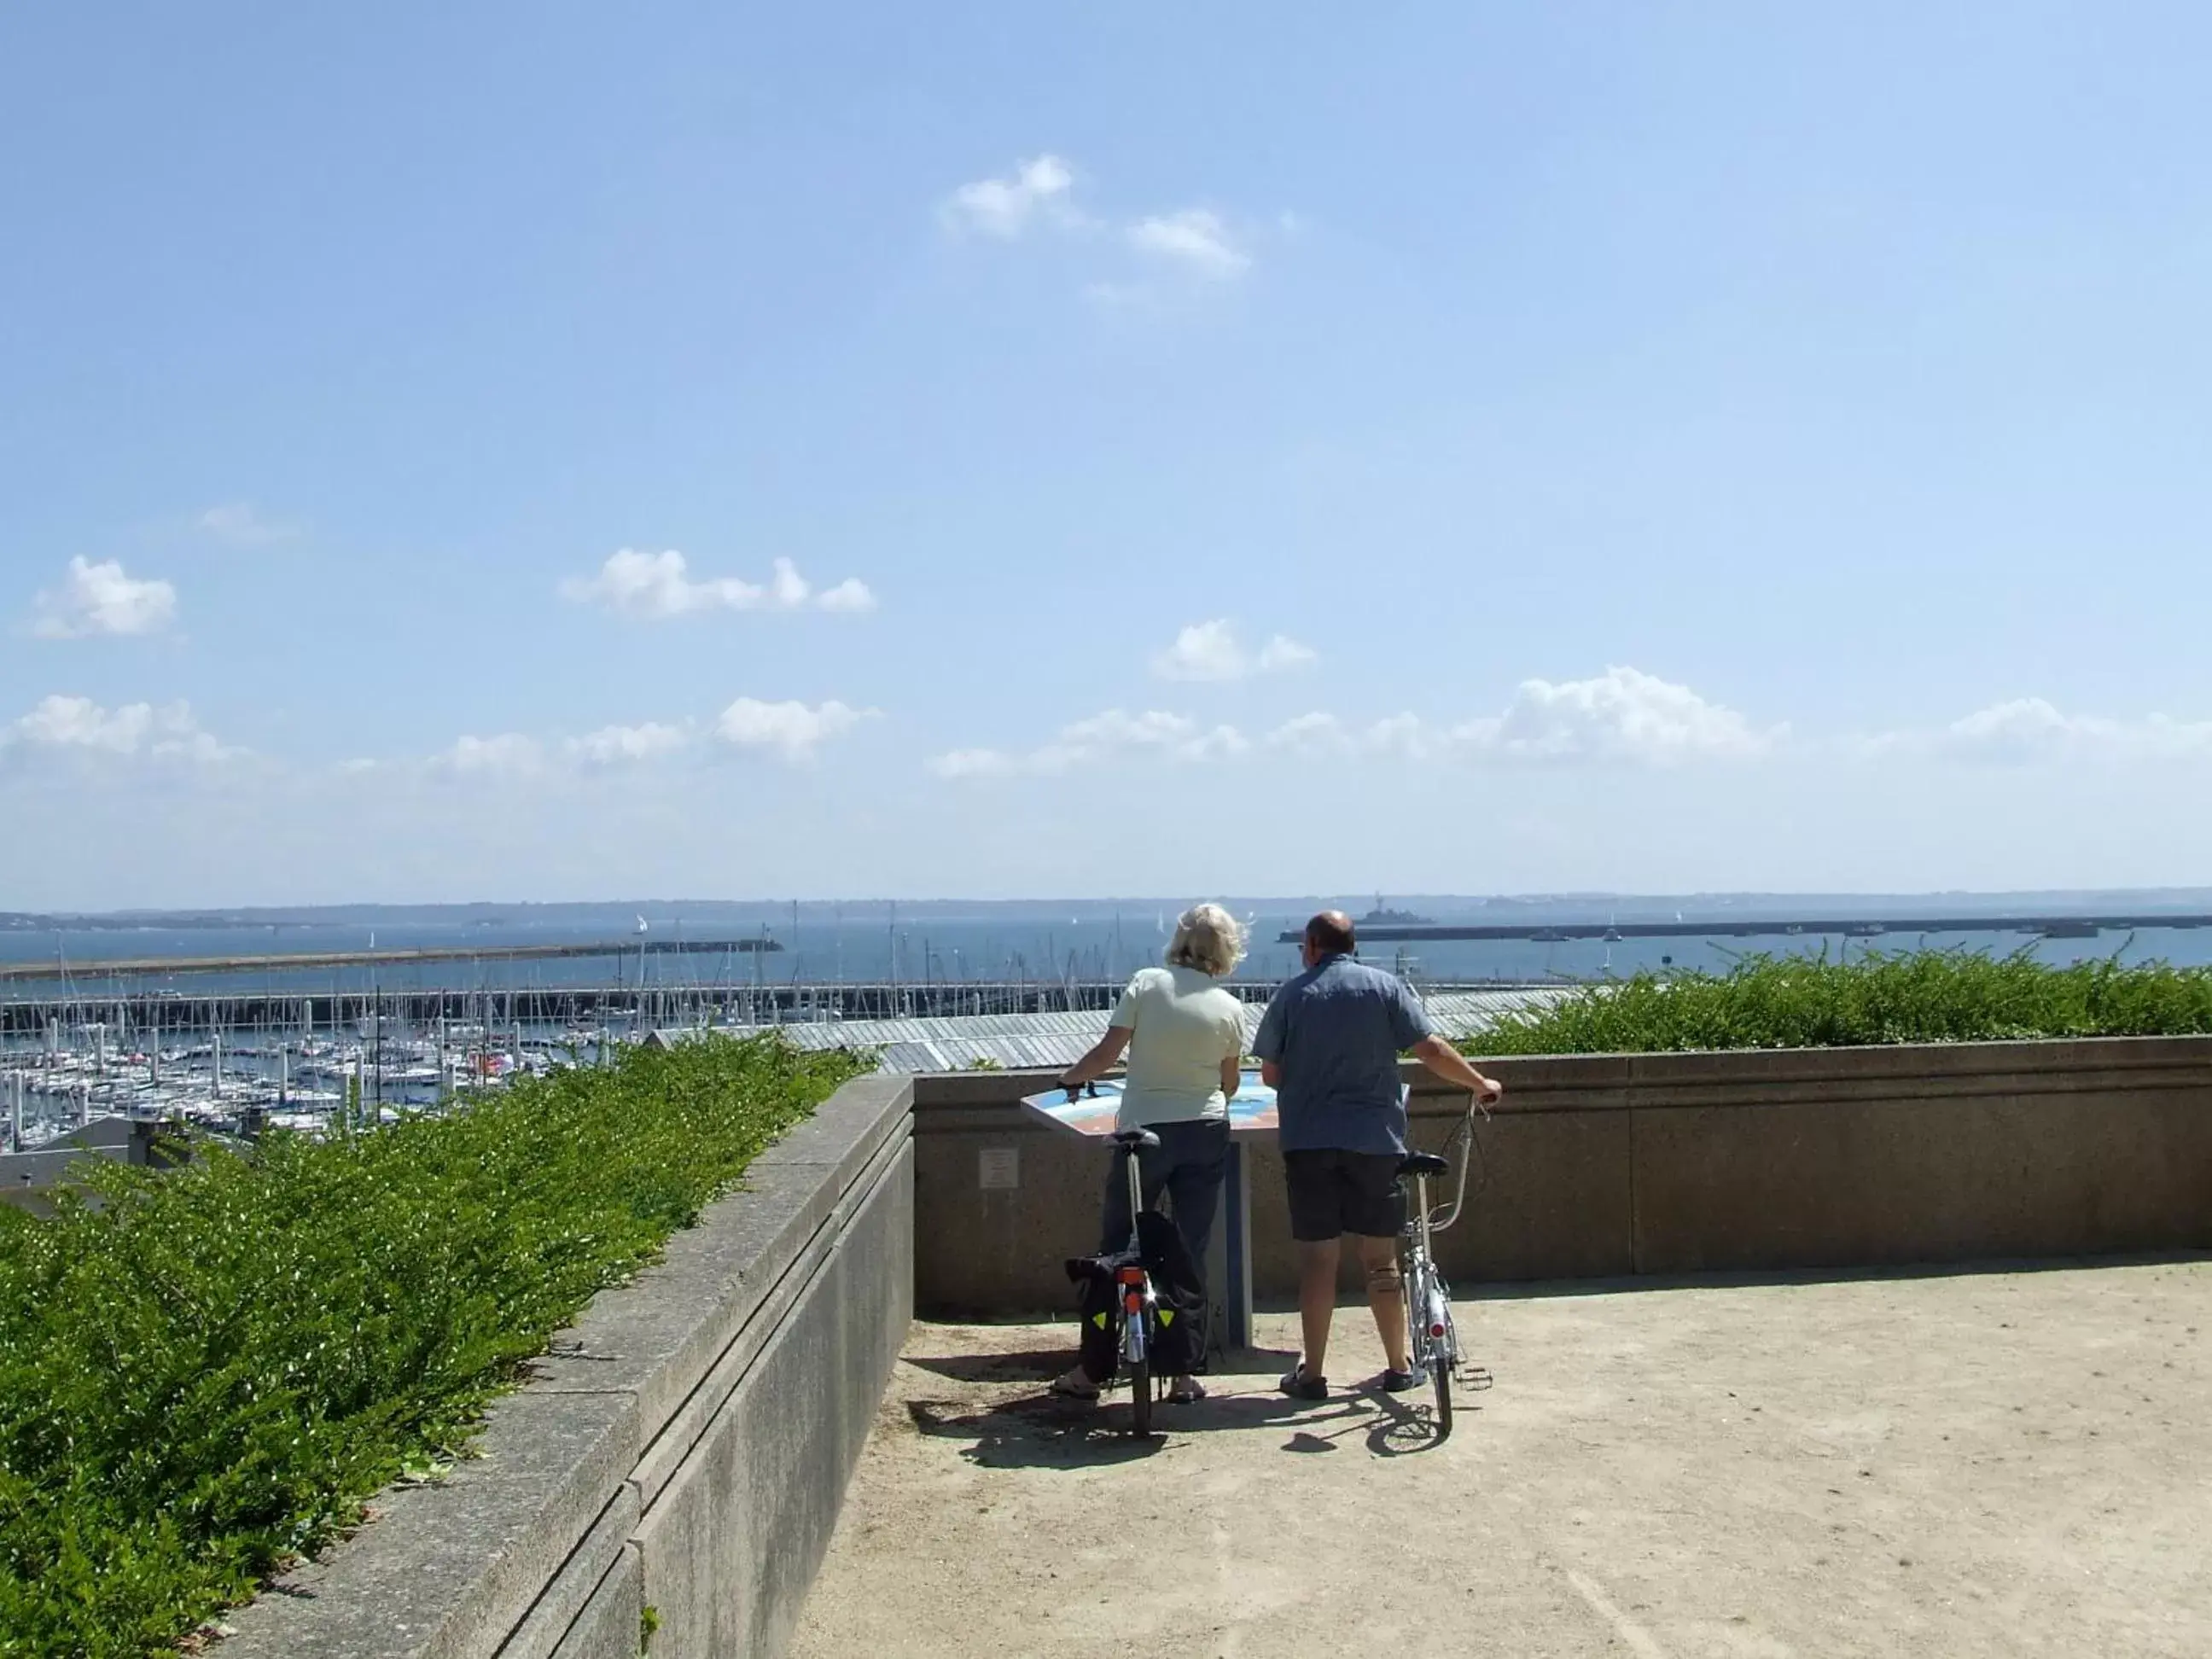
left=1165, top=902, right=1247, bottom=978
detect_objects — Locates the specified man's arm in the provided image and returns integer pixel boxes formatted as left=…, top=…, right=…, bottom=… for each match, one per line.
left=1058, top=1026, right=1132, bottom=1089
left=1253, top=991, right=1286, bottom=1092
left=1220, top=1053, right=1242, bottom=1101
left=1412, top=1034, right=1503, bottom=1104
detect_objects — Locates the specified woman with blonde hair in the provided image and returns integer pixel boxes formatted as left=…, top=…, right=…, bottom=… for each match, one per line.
left=1051, top=902, right=1249, bottom=1405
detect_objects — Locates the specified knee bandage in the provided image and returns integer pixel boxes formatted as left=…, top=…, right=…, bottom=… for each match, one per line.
left=1367, top=1263, right=1404, bottom=1295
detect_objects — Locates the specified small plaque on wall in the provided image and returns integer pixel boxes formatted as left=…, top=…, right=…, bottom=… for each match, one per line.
left=978, top=1147, right=1020, bottom=1190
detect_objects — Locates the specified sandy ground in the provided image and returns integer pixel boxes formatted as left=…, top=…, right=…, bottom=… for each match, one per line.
left=789, top=1260, right=2212, bottom=1659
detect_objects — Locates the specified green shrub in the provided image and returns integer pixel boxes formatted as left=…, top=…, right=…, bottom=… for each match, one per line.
left=1473, top=949, right=2212, bottom=1056
left=0, top=1034, right=864, bottom=1657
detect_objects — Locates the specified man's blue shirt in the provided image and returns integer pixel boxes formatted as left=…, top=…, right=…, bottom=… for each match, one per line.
left=1253, top=954, right=1436, bottom=1155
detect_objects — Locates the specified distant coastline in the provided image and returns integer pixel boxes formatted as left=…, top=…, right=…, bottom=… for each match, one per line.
left=10, top=887, right=2212, bottom=932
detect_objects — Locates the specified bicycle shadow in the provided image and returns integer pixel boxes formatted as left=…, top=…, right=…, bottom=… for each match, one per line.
left=905, top=1392, right=1167, bottom=1469
left=902, top=1347, right=1077, bottom=1385
left=903, top=1342, right=1301, bottom=1385
left=1361, top=1365, right=1494, bottom=1458
left=899, top=1361, right=1490, bottom=1467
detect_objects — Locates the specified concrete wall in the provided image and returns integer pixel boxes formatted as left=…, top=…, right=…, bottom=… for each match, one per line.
left=220, top=1074, right=914, bottom=1659
left=911, top=1036, right=2212, bottom=1311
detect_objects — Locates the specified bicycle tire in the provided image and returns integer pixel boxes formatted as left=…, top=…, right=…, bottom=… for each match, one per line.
left=1129, top=1358, right=1153, bottom=1437
left=1430, top=1354, right=1453, bottom=1440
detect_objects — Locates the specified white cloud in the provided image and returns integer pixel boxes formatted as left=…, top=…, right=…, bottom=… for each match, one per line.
left=198, top=503, right=300, bottom=546
left=943, top=669, right=1767, bottom=779
left=817, top=577, right=878, bottom=614
left=931, top=707, right=1247, bottom=778
left=565, top=722, right=692, bottom=767
left=1127, top=210, right=1250, bottom=281
left=942, top=154, right=1082, bottom=238
left=434, top=733, right=547, bottom=779
left=558, top=550, right=875, bottom=620
left=768, top=556, right=810, bottom=608
left=1457, top=667, right=1776, bottom=764
left=1, top=696, right=232, bottom=764
left=714, top=698, right=873, bottom=763
left=1869, top=697, right=2212, bottom=764
left=1267, top=711, right=1432, bottom=759
left=1150, top=619, right=1316, bottom=683
left=32, top=557, right=178, bottom=638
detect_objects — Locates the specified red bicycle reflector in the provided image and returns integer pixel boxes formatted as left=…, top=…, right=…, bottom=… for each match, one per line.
left=1117, top=1266, right=1145, bottom=1285
left=1429, top=1322, right=1447, bottom=1338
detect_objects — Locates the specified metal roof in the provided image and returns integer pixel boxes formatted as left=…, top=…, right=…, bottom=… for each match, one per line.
left=652, top=981, right=1575, bottom=1074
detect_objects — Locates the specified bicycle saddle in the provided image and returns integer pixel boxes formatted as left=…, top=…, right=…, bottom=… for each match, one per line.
left=1112, top=1127, right=1162, bottom=1150
left=1398, top=1151, right=1451, bottom=1179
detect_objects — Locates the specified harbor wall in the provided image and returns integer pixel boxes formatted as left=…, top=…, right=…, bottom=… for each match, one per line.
left=218, top=1073, right=914, bottom=1659
left=910, top=1036, right=2212, bottom=1311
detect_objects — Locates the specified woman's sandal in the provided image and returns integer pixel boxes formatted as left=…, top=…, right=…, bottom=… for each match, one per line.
left=1167, top=1376, right=1207, bottom=1405
left=1050, top=1365, right=1101, bottom=1400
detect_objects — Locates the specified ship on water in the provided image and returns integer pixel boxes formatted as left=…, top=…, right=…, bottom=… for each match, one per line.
left=1358, top=896, right=1432, bottom=927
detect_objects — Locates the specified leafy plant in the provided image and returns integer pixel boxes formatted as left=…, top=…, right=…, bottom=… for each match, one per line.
left=0, top=1034, right=863, bottom=1657
left=1470, top=947, right=2212, bottom=1056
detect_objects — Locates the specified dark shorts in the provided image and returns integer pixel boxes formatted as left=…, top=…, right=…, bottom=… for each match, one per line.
left=1283, top=1149, right=1406, bottom=1242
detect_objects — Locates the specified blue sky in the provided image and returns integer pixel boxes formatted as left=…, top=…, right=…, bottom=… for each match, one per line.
left=4, top=2, right=2210, bottom=906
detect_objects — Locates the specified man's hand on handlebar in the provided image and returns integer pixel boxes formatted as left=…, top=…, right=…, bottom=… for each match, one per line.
left=1412, top=1033, right=1503, bottom=1106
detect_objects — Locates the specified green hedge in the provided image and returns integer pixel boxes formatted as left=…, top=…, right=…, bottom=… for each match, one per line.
left=1475, top=950, right=2212, bottom=1056
left=0, top=1034, right=864, bottom=1658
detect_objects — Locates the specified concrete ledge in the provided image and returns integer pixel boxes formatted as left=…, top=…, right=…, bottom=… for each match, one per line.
left=912, top=1039, right=2212, bottom=1311
left=495, top=1487, right=638, bottom=1659
left=221, top=1073, right=915, bottom=1659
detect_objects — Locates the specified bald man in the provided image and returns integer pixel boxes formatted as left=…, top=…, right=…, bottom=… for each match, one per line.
left=1253, top=910, right=1502, bottom=1399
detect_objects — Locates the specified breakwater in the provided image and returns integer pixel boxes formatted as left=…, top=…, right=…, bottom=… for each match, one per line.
left=0, top=976, right=1313, bottom=1037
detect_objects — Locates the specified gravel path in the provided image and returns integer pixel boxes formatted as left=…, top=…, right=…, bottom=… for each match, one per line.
left=793, top=1261, right=2212, bottom=1658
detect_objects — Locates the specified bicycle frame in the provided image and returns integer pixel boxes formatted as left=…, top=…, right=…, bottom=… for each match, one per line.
left=1119, top=1148, right=1155, bottom=1368
left=1400, top=1094, right=1489, bottom=1435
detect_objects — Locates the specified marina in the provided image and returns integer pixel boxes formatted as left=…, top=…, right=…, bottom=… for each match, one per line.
left=12, top=899, right=2212, bottom=1159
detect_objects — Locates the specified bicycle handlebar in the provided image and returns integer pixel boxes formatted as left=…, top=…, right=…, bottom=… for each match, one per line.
left=1423, top=1091, right=1491, bottom=1236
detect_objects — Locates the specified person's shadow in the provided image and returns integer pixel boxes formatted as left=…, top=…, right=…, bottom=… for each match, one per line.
left=899, top=1347, right=1482, bottom=1467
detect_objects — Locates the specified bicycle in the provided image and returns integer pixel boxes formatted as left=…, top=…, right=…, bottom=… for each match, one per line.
left=1104, top=1124, right=1164, bottom=1435
left=1396, top=1092, right=1489, bottom=1440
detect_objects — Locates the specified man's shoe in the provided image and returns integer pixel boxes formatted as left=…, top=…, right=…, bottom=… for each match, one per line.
left=1377, top=1366, right=1421, bottom=1394
left=1278, top=1365, right=1328, bottom=1401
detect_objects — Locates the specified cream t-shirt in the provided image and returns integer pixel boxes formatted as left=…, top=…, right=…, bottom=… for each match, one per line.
left=1109, top=964, right=1248, bottom=1128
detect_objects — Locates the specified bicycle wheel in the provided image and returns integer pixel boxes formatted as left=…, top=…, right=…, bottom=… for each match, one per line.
left=1128, top=1357, right=1153, bottom=1437
left=1429, top=1353, right=1453, bottom=1440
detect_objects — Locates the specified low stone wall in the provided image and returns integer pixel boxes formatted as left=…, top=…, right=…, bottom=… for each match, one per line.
left=221, top=1073, right=914, bottom=1659
left=912, top=1036, right=2212, bottom=1311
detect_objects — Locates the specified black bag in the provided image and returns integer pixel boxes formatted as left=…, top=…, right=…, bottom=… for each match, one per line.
left=1135, top=1209, right=1208, bottom=1376
left=1064, top=1209, right=1210, bottom=1381
left=1065, top=1254, right=1125, bottom=1383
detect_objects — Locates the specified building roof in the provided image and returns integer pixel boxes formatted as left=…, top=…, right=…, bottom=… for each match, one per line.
left=649, top=981, right=1574, bottom=1074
